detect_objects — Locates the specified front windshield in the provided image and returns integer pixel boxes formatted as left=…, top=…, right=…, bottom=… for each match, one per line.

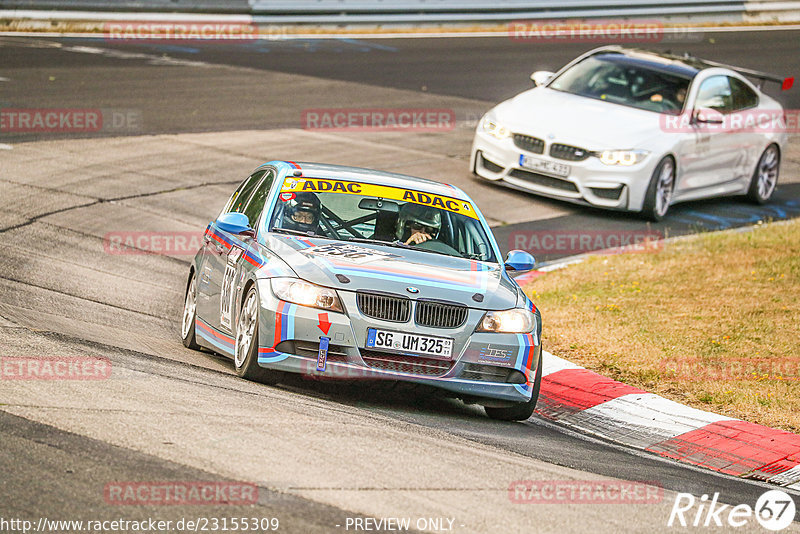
left=269, top=176, right=497, bottom=263
left=549, top=53, right=692, bottom=114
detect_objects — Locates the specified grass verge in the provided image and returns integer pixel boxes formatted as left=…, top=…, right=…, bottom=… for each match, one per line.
left=525, top=219, right=800, bottom=433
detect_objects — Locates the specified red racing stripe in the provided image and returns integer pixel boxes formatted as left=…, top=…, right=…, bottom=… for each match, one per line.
left=645, top=420, right=800, bottom=476
left=535, top=368, right=646, bottom=420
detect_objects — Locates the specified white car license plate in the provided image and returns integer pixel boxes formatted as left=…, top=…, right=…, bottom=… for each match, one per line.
left=366, top=328, right=453, bottom=359
left=519, top=154, right=570, bottom=177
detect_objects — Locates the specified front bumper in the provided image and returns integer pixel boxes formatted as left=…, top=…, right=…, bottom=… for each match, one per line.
left=254, top=279, right=541, bottom=404
left=470, top=130, right=658, bottom=213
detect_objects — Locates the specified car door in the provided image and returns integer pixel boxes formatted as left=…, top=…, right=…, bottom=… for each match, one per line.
left=222, top=168, right=277, bottom=334
left=196, top=168, right=267, bottom=333
left=677, top=75, right=741, bottom=192
left=725, top=76, right=762, bottom=181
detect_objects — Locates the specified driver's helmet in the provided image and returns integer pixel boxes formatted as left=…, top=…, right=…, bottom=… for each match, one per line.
left=282, top=192, right=320, bottom=233
left=396, top=202, right=441, bottom=241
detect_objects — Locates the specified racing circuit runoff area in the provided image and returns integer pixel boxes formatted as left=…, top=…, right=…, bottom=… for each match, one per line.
left=1, top=24, right=800, bottom=534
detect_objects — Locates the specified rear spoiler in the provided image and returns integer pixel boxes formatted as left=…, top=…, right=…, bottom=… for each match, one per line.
left=699, top=58, right=793, bottom=91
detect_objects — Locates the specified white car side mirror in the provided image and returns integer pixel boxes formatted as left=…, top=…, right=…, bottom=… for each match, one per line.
left=692, top=107, right=725, bottom=125
left=530, top=71, right=555, bottom=87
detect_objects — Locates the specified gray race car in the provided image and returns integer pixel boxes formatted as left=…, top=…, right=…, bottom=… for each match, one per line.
left=181, top=161, right=542, bottom=420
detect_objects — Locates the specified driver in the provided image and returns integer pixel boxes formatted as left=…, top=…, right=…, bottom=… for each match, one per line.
left=282, top=192, right=321, bottom=234
left=396, top=202, right=441, bottom=245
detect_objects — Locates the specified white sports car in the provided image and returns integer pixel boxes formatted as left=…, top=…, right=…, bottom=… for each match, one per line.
left=470, top=46, right=789, bottom=220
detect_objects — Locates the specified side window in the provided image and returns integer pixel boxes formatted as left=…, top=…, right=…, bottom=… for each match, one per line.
left=728, top=77, right=758, bottom=111
left=241, top=169, right=276, bottom=228
left=695, top=76, right=732, bottom=113
left=222, top=169, right=267, bottom=216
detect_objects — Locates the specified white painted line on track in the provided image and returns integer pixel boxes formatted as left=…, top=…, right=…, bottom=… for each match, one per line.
left=564, top=393, right=734, bottom=444
left=540, top=350, right=584, bottom=377
left=0, top=144, right=13, bottom=150
left=769, top=465, right=800, bottom=487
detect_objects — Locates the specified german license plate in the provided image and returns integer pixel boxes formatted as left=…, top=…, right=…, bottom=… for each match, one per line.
left=519, top=154, right=570, bottom=177
left=366, top=328, right=453, bottom=359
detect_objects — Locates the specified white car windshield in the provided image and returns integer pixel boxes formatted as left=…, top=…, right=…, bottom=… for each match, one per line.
left=549, top=53, right=693, bottom=114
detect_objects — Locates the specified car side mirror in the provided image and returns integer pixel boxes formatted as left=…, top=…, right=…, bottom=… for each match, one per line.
left=530, top=71, right=555, bottom=87
left=505, top=250, right=536, bottom=272
left=692, top=107, right=725, bottom=125
left=216, top=212, right=255, bottom=236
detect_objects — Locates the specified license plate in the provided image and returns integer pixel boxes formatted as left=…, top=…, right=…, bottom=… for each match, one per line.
left=366, top=328, right=453, bottom=359
left=519, top=154, right=570, bottom=177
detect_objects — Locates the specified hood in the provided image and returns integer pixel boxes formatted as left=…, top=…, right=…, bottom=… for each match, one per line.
left=262, top=235, right=519, bottom=310
left=494, top=87, right=667, bottom=149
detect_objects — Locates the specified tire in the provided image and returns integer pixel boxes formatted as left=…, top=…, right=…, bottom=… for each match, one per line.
left=640, top=156, right=675, bottom=222
left=746, top=144, right=780, bottom=204
left=484, top=348, right=543, bottom=422
left=234, top=285, right=277, bottom=384
left=181, top=271, right=201, bottom=350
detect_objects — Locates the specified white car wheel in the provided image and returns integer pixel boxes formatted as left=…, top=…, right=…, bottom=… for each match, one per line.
left=641, top=157, right=675, bottom=222
left=181, top=272, right=200, bottom=349
left=234, top=285, right=277, bottom=384
left=747, top=144, right=780, bottom=204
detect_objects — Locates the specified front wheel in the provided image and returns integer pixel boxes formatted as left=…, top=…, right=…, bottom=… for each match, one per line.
left=746, top=144, right=780, bottom=204
left=484, top=350, right=543, bottom=421
left=234, top=285, right=278, bottom=384
left=181, top=272, right=201, bottom=350
left=640, top=156, right=675, bottom=222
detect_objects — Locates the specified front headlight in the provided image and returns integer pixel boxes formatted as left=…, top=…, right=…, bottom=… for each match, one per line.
left=270, top=278, right=343, bottom=312
left=599, top=149, right=649, bottom=166
left=476, top=308, right=535, bottom=333
left=480, top=116, right=512, bottom=140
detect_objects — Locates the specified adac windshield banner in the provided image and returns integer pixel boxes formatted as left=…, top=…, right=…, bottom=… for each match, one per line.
left=280, top=177, right=479, bottom=220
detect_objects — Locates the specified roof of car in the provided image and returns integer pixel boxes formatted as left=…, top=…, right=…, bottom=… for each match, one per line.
left=268, top=161, right=472, bottom=202
left=589, top=46, right=708, bottom=78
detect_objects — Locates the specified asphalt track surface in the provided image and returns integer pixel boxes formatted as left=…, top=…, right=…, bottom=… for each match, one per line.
left=1, top=29, right=799, bottom=532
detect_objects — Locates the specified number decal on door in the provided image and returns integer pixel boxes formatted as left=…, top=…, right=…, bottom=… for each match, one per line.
left=220, top=247, right=243, bottom=329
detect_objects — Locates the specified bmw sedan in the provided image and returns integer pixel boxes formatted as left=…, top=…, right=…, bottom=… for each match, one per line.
left=181, top=161, right=542, bottom=420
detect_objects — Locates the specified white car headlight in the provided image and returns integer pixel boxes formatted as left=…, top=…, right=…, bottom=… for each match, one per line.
left=480, top=116, right=512, bottom=140
left=476, top=308, right=536, bottom=333
left=270, top=278, right=342, bottom=312
left=599, top=149, right=649, bottom=166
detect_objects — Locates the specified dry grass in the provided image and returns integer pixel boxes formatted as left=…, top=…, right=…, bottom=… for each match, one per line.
left=526, top=219, right=800, bottom=433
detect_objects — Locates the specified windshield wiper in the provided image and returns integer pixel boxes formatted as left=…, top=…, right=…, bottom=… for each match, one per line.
left=271, top=227, right=327, bottom=239
left=345, top=236, right=411, bottom=249
left=461, top=253, right=485, bottom=260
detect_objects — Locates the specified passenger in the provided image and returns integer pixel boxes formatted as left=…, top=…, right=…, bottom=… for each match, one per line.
left=396, top=203, right=441, bottom=245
